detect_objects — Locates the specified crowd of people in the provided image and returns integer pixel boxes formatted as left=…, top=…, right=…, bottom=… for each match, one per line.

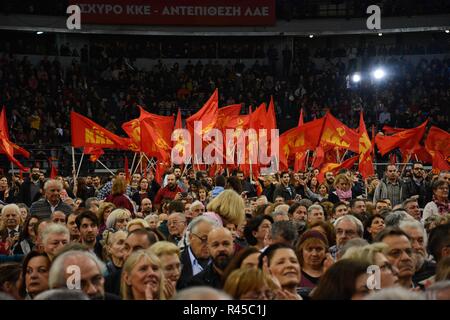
left=0, top=162, right=449, bottom=300
left=1, top=31, right=449, bottom=175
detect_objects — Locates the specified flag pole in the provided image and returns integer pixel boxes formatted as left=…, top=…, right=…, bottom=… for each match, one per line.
left=400, top=153, right=412, bottom=177
left=133, top=153, right=144, bottom=175
left=340, top=149, right=349, bottom=164
left=305, top=150, right=310, bottom=170
left=130, top=152, right=138, bottom=175
left=96, top=159, right=116, bottom=176
left=76, top=152, right=85, bottom=179
left=71, top=147, right=76, bottom=175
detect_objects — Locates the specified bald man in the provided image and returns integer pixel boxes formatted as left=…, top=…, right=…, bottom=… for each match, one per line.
left=187, top=227, right=235, bottom=289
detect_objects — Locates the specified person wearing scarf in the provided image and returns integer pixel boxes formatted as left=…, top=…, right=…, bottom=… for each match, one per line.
left=422, top=180, right=449, bottom=223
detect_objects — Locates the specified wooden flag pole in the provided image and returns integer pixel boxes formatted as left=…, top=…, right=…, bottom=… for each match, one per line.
left=96, top=159, right=116, bottom=176
left=76, top=152, right=85, bottom=179
left=130, top=152, right=138, bottom=175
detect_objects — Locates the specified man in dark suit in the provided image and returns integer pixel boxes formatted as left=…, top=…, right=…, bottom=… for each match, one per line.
left=30, top=179, right=72, bottom=220
left=17, top=167, right=44, bottom=207
left=177, top=216, right=216, bottom=289
left=0, top=204, right=23, bottom=254
left=187, top=227, right=235, bottom=289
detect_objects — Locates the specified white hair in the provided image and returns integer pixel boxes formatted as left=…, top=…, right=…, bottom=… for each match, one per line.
left=44, top=179, right=63, bottom=192
left=334, top=215, right=364, bottom=237
left=399, top=219, right=428, bottom=247
left=172, top=286, right=231, bottom=300
left=49, top=250, right=106, bottom=289
left=1, top=203, right=20, bottom=216
left=42, top=223, right=70, bottom=245
left=190, top=201, right=205, bottom=211
left=307, top=204, right=324, bottom=215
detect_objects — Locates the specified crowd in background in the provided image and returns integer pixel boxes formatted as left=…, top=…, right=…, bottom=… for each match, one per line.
left=0, top=161, right=449, bottom=300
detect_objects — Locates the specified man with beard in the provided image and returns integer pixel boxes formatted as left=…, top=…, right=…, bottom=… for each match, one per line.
left=399, top=220, right=436, bottom=283
left=17, top=167, right=44, bottom=207
left=154, top=174, right=183, bottom=210
left=30, top=180, right=73, bottom=219
left=187, top=227, right=235, bottom=289
left=139, top=198, right=154, bottom=217
left=273, top=172, right=297, bottom=202
left=402, top=162, right=431, bottom=207
left=49, top=250, right=120, bottom=300
left=324, top=171, right=335, bottom=191
left=376, top=228, right=416, bottom=289
left=75, top=211, right=102, bottom=259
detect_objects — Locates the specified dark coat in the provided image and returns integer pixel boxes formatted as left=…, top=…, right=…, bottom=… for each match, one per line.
left=17, top=178, right=44, bottom=207
left=186, top=263, right=223, bottom=289
left=177, top=248, right=194, bottom=290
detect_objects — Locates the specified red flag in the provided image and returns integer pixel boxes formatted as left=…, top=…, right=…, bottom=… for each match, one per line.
left=175, top=108, right=182, bottom=130
left=319, top=113, right=359, bottom=153
left=425, top=126, right=450, bottom=171
left=358, top=112, right=375, bottom=178
left=317, top=155, right=359, bottom=184
left=375, top=119, right=429, bottom=156
left=266, top=97, right=277, bottom=132
left=48, top=158, right=58, bottom=179
left=298, top=108, right=304, bottom=127
left=71, top=111, right=131, bottom=150
left=84, top=147, right=104, bottom=162
left=312, top=146, right=325, bottom=169
left=140, top=116, right=174, bottom=162
left=279, top=117, right=325, bottom=169
left=216, top=104, right=241, bottom=130
left=382, top=125, right=406, bottom=134
left=0, top=107, right=29, bottom=171
left=186, top=89, right=219, bottom=138
left=294, top=151, right=307, bottom=172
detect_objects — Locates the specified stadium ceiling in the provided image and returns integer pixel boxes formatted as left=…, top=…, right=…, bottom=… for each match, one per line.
left=0, top=14, right=449, bottom=36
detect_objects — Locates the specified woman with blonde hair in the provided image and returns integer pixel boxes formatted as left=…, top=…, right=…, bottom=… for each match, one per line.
left=126, top=218, right=149, bottom=233
left=224, top=268, right=277, bottom=300
left=328, top=174, right=361, bottom=204
left=149, top=241, right=181, bottom=299
left=121, top=250, right=166, bottom=300
left=105, top=208, right=131, bottom=232
left=206, top=189, right=245, bottom=226
left=341, top=242, right=398, bottom=289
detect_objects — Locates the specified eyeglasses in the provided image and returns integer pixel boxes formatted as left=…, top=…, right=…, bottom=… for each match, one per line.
left=191, top=233, right=208, bottom=244
left=336, top=229, right=357, bottom=237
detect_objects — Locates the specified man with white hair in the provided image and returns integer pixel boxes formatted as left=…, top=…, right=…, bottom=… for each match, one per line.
left=0, top=204, right=22, bottom=249
left=49, top=250, right=119, bottom=300
left=41, top=223, right=70, bottom=261
left=399, top=219, right=436, bottom=283
left=30, top=179, right=72, bottom=219
left=307, top=204, right=325, bottom=226
left=188, top=200, right=205, bottom=223
left=329, top=215, right=364, bottom=259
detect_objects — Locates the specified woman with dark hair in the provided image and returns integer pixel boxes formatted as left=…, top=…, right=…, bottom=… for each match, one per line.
left=364, top=213, right=385, bottom=242
left=20, top=251, right=51, bottom=299
left=243, top=215, right=274, bottom=251
left=311, top=259, right=372, bottom=300
left=0, top=175, right=15, bottom=203
left=132, top=178, right=155, bottom=207
left=309, top=220, right=336, bottom=247
left=0, top=262, right=22, bottom=300
left=422, top=180, right=449, bottom=223
left=222, top=247, right=261, bottom=284
left=13, top=215, right=40, bottom=255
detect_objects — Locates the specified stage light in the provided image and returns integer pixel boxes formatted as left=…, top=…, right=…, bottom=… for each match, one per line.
left=446, top=30, right=450, bottom=33
left=372, top=68, right=386, bottom=80
left=309, top=34, right=314, bottom=38
left=351, top=73, right=361, bottom=83
left=378, top=33, right=383, bottom=36
left=36, top=31, right=44, bottom=35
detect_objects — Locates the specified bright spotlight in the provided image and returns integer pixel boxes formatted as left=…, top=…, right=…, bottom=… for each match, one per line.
left=36, top=31, right=44, bottom=35
left=309, top=34, right=314, bottom=38
left=378, top=32, right=383, bottom=36
left=372, top=68, right=385, bottom=80
left=351, top=73, right=361, bottom=83
left=446, top=30, right=450, bottom=33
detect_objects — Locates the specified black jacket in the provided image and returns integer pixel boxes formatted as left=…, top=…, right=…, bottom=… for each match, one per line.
left=186, top=263, right=223, bottom=289
left=273, top=184, right=297, bottom=202
left=177, top=248, right=194, bottom=290
left=402, top=178, right=432, bottom=208
left=17, top=178, right=44, bottom=207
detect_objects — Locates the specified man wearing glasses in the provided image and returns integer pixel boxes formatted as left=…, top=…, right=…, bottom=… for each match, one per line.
left=30, top=179, right=73, bottom=219
left=178, top=216, right=218, bottom=290
left=375, top=228, right=416, bottom=289
left=402, top=162, right=431, bottom=207
left=329, top=215, right=364, bottom=259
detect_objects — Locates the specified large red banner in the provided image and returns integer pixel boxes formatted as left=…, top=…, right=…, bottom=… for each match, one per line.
left=70, top=0, right=275, bottom=26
